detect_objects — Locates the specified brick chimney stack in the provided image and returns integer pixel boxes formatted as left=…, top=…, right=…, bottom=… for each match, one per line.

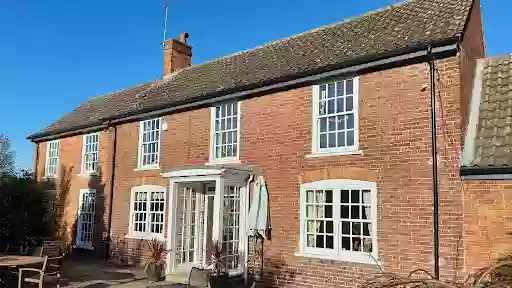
left=163, top=32, right=192, bottom=75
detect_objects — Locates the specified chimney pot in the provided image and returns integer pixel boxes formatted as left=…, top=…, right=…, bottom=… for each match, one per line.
left=179, top=32, right=189, bottom=44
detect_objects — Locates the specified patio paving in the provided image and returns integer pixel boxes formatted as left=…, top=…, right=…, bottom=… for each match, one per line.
left=59, top=259, right=151, bottom=287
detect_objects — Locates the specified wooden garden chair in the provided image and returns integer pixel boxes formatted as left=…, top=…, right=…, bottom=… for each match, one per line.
left=17, top=256, right=49, bottom=288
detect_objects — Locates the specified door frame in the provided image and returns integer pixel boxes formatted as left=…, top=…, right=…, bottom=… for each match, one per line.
left=175, top=183, right=203, bottom=271
left=202, top=185, right=216, bottom=267
left=75, top=188, right=96, bottom=250
left=164, top=168, right=250, bottom=277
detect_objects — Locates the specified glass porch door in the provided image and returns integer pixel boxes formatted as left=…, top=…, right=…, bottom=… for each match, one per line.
left=178, top=185, right=199, bottom=266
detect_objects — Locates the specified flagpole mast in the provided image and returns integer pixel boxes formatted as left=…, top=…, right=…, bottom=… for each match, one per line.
left=163, top=0, right=169, bottom=48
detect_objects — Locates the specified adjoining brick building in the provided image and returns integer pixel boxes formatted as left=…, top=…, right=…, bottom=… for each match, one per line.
left=27, top=0, right=512, bottom=286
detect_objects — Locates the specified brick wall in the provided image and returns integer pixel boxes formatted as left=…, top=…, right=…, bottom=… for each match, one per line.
left=33, top=3, right=484, bottom=285
left=463, top=180, right=512, bottom=274
left=243, top=57, right=466, bottom=287
left=35, top=58, right=465, bottom=286
left=35, top=130, right=113, bottom=257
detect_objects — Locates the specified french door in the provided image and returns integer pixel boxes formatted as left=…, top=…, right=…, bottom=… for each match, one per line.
left=177, top=184, right=216, bottom=270
left=76, top=189, right=96, bottom=250
left=178, top=185, right=199, bottom=266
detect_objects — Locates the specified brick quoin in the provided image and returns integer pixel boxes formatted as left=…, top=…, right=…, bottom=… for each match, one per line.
left=32, top=4, right=494, bottom=288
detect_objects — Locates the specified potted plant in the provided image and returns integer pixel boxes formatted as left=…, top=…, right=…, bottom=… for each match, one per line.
left=144, top=238, right=170, bottom=282
left=207, top=241, right=229, bottom=288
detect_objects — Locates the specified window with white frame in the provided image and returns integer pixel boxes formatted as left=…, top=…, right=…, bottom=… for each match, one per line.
left=82, top=133, right=99, bottom=174
left=129, top=186, right=166, bottom=238
left=138, top=118, right=161, bottom=168
left=299, top=179, right=377, bottom=264
left=45, top=140, right=60, bottom=177
left=211, top=102, right=239, bottom=162
left=313, top=78, right=358, bottom=154
left=222, top=185, right=241, bottom=270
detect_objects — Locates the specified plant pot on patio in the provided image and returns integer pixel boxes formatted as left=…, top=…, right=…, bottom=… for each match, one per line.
left=145, top=262, right=164, bottom=282
left=144, top=238, right=170, bottom=283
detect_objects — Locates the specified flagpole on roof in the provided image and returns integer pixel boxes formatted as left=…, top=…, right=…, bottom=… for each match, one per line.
left=163, top=0, right=169, bottom=48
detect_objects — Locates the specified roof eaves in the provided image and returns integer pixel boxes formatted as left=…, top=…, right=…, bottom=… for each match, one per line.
left=28, top=37, right=461, bottom=143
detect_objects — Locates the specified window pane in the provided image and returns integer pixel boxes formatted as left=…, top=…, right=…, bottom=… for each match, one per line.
left=336, top=81, right=344, bottom=96
left=306, top=220, right=314, bottom=232
left=342, top=221, right=350, bottom=235
left=315, top=235, right=325, bottom=248
left=341, top=205, right=349, bottom=219
left=326, top=221, right=333, bottom=233
left=319, top=85, right=326, bottom=100
left=351, top=206, right=360, bottom=219
left=306, top=190, right=314, bottom=203
left=319, top=134, right=327, bottom=149
left=325, top=190, right=333, bottom=203
left=351, top=190, right=360, bottom=203
left=327, top=83, right=335, bottom=98
left=328, top=133, right=336, bottom=147
left=315, top=190, right=324, bottom=203
left=319, top=101, right=326, bottom=115
left=362, top=190, right=371, bottom=204
left=319, top=118, right=327, bottom=132
left=352, top=222, right=361, bottom=235
left=346, top=79, right=354, bottom=95
left=326, top=235, right=334, bottom=249
left=307, top=234, right=315, bottom=247
left=342, top=236, right=351, bottom=250
left=336, top=97, right=345, bottom=113
left=227, top=103, right=232, bottom=115
left=341, top=190, right=349, bottom=203
left=325, top=205, right=332, bottom=218
left=346, top=96, right=354, bottom=111
left=363, top=223, right=371, bottom=236
left=328, top=116, right=336, bottom=131
left=327, top=99, right=335, bottom=114
left=352, top=237, right=362, bottom=251
left=232, top=103, right=238, bottom=115
left=221, top=105, right=226, bottom=117
left=337, top=115, right=345, bottom=130
left=347, top=131, right=355, bottom=146
left=337, top=132, right=345, bottom=147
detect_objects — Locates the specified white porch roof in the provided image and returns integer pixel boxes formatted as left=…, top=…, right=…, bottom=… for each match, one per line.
left=162, top=164, right=258, bottom=179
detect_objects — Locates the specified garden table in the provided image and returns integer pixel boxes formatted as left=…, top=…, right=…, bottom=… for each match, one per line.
left=0, top=255, right=43, bottom=267
left=0, top=255, right=43, bottom=287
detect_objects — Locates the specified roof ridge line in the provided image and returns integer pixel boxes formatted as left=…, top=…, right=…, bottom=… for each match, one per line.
left=87, top=80, right=158, bottom=102
left=189, top=0, right=411, bottom=68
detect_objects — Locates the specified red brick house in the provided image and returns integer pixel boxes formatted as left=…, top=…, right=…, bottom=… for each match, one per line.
left=28, top=0, right=512, bottom=286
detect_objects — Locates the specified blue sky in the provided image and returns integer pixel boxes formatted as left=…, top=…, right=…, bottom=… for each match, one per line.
left=0, top=0, right=508, bottom=170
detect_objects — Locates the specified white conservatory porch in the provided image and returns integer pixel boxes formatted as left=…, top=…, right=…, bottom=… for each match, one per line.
left=163, top=166, right=252, bottom=280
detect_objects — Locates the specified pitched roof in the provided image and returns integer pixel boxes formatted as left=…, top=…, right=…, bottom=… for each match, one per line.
left=462, top=54, right=512, bottom=168
left=28, top=0, right=473, bottom=140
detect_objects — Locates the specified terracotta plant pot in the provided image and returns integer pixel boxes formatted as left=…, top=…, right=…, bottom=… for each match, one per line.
left=145, top=263, right=164, bottom=282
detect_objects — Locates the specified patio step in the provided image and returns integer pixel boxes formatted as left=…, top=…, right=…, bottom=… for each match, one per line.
left=165, top=271, right=190, bottom=284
